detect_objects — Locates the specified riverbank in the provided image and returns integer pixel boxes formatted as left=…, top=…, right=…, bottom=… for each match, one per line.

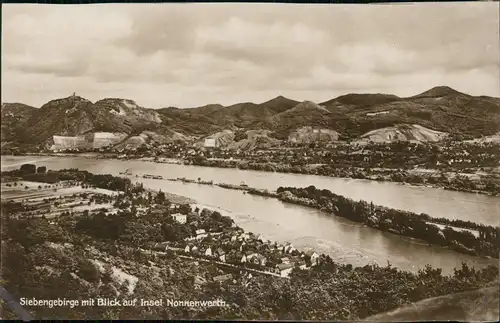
left=3, top=155, right=498, bottom=226
left=187, top=158, right=500, bottom=196
left=2, top=166, right=498, bottom=320
left=4, top=153, right=500, bottom=196
left=168, top=177, right=499, bottom=260
left=9, top=152, right=500, bottom=196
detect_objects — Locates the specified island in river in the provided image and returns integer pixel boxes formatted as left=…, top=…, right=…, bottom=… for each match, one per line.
left=2, top=155, right=499, bottom=275
left=1, top=165, right=498, bottom=320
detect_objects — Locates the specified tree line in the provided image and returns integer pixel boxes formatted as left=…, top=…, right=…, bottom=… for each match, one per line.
left=3, top=164, right=133, bottom=192
left=276, top=185, right=499, bottom=258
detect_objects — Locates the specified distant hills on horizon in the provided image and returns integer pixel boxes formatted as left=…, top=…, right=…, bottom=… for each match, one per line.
left=2, top=86, right=499, bottom=151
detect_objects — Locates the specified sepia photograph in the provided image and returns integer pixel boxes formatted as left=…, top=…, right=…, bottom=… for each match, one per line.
left=1, top=1, right=499, bottom=321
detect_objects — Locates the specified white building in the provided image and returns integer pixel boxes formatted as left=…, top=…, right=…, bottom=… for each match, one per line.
left=204, top=138, right=217, bottom=148
left=312, top=253, right=320, bottom=266
left=277, top=263, right=294, bottom=277
left=195, top=229, right=208, bottom=240
left=204, top=247, right=212, bottom=257
left=281, top=257, right=290, bottom=264
left=171, top=213, right=187, bottom=224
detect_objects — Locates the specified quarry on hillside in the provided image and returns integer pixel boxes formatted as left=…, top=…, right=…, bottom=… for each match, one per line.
left=354, top=124, right=448, bottom=144
left=288, top=126, right=340, bottom=144
left=466, top=132, right=500, bottom=144
left=50, top=129, right=190, bottom=151
left=199, top=129, right=282, bottom=150
left=50, top=132, right=128, bottom=151
left=95, top=98, right=163, bottom=124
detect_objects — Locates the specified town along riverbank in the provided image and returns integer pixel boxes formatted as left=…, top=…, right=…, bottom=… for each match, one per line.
left=11, top=152, right=500, bottom=196
left=169, top=177, right=499, bottom=260
left=187, top=157, right=500, bottom=197
left=3, top=155, right=498, bottom=226
left=2, top=155, right=498, bottom=274
left=2, top=166, right=498, bottom=321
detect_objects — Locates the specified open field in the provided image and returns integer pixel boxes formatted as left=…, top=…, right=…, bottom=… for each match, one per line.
left=1, top=181, right=120, bottom=219
left=1, top=181, right=118, bottom=202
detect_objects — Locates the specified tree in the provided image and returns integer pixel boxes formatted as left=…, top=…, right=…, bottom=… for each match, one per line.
left=78, top=259, right=101, bottom=284
left=20, top=164, right=36, bottom=174
left=161, top=223, right=179, bottom=241
left=101, top=263, right=115, bottom=285
left=37, top=166, right=47, bottom=174
left=179, top=204, right=191, bottom=215
left=155, top=190, right=166, bottom=205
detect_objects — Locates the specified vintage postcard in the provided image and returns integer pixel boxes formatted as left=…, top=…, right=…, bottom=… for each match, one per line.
left=1, top=2, right=499, bottom=321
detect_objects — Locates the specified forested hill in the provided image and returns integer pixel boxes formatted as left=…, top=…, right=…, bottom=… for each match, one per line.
left=2, top=86, right=499, bottom=151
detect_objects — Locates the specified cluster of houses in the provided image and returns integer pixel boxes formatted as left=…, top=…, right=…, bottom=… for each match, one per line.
left=153, top=222, right=321, bottom=278
left=193, top=270, right=258, bottom=289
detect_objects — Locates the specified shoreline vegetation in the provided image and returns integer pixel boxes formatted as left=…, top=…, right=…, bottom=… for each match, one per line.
left=6, top=151, right=500, bottom=196
left=168, top=177, right=500, bottom=259
left=1, top=165, right=498, bottom=320
left=186, top=158, right=500, bottom=197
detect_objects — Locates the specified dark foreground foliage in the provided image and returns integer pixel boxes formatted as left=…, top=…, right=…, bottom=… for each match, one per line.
left=1, top=168, right=498, bottom=320
left=1, top=208, right=498, bottom=320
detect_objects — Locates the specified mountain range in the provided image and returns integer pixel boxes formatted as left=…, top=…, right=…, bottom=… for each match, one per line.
left=1, top=86, right=499, bottom=151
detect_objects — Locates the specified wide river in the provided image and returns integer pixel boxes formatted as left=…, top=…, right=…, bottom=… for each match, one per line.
left=2, top=155, right=499, bottom=274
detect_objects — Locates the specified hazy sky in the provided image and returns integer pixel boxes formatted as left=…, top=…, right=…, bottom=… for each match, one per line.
left=2, top=3, right=499, bottom=109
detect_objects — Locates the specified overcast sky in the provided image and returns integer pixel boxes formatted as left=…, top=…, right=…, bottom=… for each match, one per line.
left=2, top=3, right=499, bottom=109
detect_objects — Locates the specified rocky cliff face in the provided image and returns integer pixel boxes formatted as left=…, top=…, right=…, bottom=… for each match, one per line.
left=3, top=95, right=185, bottom=149
left=354, top=124, right=448, bottom=144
